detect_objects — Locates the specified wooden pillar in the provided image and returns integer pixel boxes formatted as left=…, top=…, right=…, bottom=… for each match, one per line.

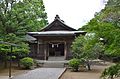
left=37, top=40, right=39, bottom=54
left=44, top=42, right=47, bottom=60
left=48, top=43, right=49, bottom=57
left=64, top=42, right=67, bottom=60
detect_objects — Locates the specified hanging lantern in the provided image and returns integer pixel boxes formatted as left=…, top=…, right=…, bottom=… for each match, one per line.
left=52, top=44, right=54, bottom=48
left=57, top=44, right=59, bottom=47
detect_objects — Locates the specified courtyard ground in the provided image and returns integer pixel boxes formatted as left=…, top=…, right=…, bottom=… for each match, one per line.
left=0, top=63, right=29, bottom=79
left=0, top=67, right=29, bottom=76
left=0, top=61, right=119, bottom=79
left=60, top=62, right=120, bottom=79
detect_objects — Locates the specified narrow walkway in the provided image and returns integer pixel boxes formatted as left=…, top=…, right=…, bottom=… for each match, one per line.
left=0, top=76, right=9, bottom=79
left=13, top=68, right=66, bottom=79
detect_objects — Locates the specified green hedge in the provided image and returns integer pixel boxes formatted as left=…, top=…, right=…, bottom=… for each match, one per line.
left=69, top=58, right=80, bottom=72
left=20, top=57, right=34, bottom=69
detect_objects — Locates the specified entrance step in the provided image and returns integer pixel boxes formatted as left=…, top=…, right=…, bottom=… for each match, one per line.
left=36, top=57, right=68, bottom=68
left=36, top=60, right=69, bottom=68
left=44, top=56, right=65, bottom=68
left=43, top=63, right=64, bottom=68
left=48, top=56, right=65, bottom=61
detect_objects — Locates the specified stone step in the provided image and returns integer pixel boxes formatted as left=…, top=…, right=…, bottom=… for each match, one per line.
left=48, top=56, right=65, bottom=61
left=43, top=63, right=64, bottom=68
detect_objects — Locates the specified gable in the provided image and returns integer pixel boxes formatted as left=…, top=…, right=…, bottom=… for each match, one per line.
left=40, top=15, right=77, bottom=31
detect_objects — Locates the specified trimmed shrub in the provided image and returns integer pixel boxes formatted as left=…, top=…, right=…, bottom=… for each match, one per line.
left=69, top=58, right=80, bottom=72
left=20, top=57, right=34, bottom=69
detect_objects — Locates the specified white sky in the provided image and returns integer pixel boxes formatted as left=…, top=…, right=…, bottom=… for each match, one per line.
left=43, top=0, right=108, bottom=29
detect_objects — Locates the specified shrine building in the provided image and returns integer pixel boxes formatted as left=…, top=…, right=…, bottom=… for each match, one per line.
left=27, top=15, right=86, bottom=60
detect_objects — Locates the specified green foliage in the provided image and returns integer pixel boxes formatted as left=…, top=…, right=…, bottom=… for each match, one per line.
left=69, top=58, right=80, bottom=71
left=72, top=35, right=104, bottom=60
left=20, top=57, right=34, bottom=69
left=80, top=0, right=120, bottom=77
left=0, top=0, right=48, bottom=45
left=71, top=35, right=105, bottom=70
left=0, top=0, right=48, bottom=35
left=0, top=44, right=11, bottom=62
left=0, top=42, right=30, bottom=67
left=101, top=63, right=120, bottom=79
left=0, top=0, right=48, bottom=67
left=81, top=0, right=120, bottom=57
left=71, top=36, right=84, bottom=59
left=100, top=0, right=120, bottom=27
left=13, top=43, right=30, bottom=57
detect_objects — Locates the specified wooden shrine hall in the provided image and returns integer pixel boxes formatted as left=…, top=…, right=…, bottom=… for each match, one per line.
left=27, top=15, right=86, bottom=60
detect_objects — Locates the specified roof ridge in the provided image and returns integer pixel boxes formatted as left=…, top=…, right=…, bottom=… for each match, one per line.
left=40, top=15, right=77, bottom=31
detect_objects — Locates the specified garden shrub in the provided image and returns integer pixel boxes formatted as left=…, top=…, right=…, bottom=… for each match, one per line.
left=101, top=63, right=120, bottom=79
left=20, top=57, right=34, bottom=69
left=69, top=58, right=80, bottom=72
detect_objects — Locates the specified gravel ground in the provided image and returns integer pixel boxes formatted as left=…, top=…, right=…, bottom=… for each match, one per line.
left=0, top=68, right=29, bottom=76
left=13, top=68, right=66, bottom=79
left=60, top=62, right=120, bottom=79
left=0, top=67, right=29, bottom=79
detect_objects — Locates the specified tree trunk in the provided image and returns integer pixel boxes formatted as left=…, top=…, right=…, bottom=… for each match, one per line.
left=17, top=59, right=20, bottom=68
left=4, top=60, right=7, bottom=68
left=86, top=60, right=91, bottom=70
left=3, top=53, right=8, bottom=68
left=110, top=75, right=114, bottom=79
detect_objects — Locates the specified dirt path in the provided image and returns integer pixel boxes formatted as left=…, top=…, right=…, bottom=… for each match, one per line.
left=60, top=63, right=119, bottom=79
left=0, top=67, right=29, bottom=76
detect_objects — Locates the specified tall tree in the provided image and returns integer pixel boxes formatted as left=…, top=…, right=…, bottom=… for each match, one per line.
left=80, top=0, right=120, bottom=78
left=0, top=0, right=48, bottom=48
left=0, top=0, right=48, bottom=42
left=72, top=35, right=104, bottom=70
left=81, top=0, right=120, bottom=57
left=0, top=0, right=48, bottom=67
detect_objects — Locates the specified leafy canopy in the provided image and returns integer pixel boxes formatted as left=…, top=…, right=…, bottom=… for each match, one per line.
left=72, top=35, right=104, bottom=60
left=81, top=0, right=120, bottom=57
